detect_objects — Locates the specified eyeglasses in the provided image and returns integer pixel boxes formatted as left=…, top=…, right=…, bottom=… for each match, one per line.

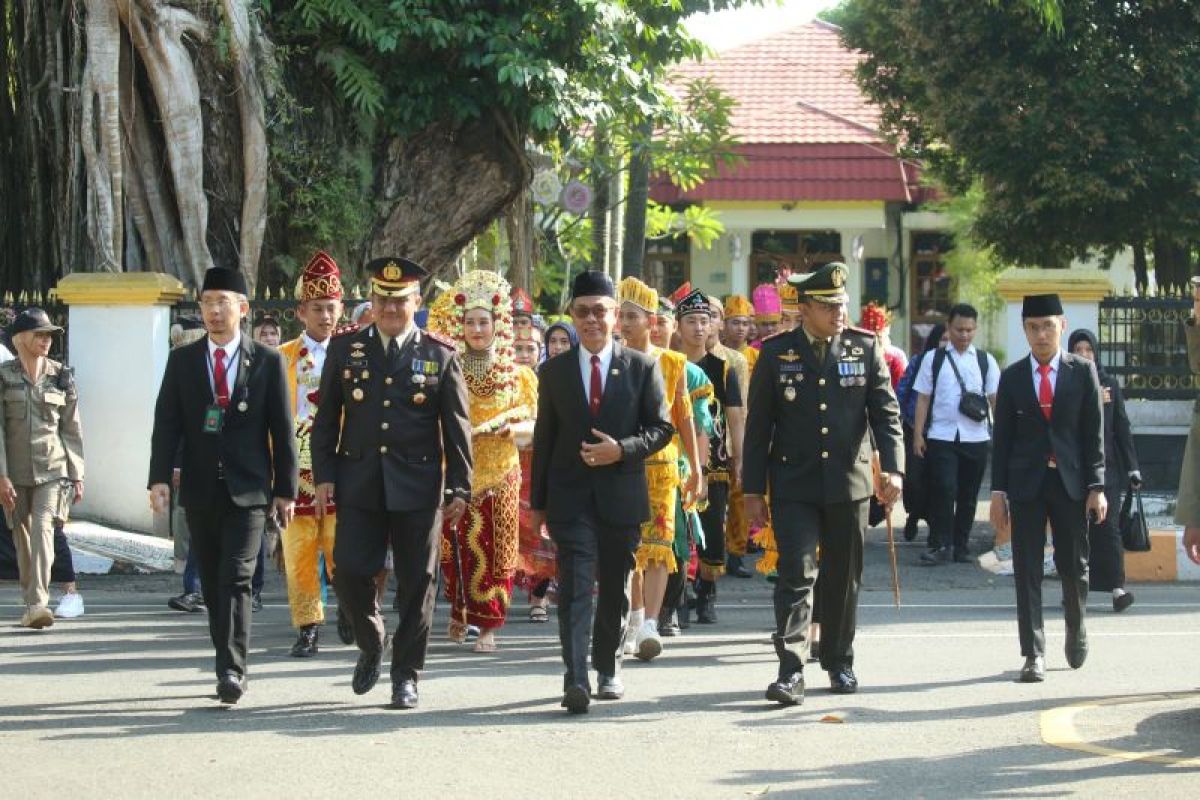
left=571, top=303, right=615, bottom=320
left=200, top=298, right=237, bottom=312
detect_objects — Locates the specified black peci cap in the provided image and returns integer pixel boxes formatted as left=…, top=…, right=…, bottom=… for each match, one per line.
left=201, top=267, right=249, bottom=296
left=571, top=270, right=615, bottom=300
left=1021, top=293, right=1064, bottom=318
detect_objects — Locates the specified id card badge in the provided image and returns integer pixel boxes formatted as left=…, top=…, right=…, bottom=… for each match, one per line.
left=203, top=404, right=226, bottom=434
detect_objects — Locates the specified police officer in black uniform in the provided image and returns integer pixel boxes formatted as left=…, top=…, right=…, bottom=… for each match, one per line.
left=311, top=257, right=472, bottom=710
left=743, top=262, right=904, bottom=706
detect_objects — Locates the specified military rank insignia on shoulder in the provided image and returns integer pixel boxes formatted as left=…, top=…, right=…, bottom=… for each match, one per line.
left=332, top=322, right=361, bottom=339
left=423, top=329, right=457, bottom=349
left=844, top=325, right=876, bottom=338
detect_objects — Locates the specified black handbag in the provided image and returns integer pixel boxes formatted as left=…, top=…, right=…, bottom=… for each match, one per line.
left=945, top=353, right=991, bottom=423
left=1118, top=483, right=1151, bottom=552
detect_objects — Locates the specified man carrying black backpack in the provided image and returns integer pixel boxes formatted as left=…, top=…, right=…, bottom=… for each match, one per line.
left=912, top=304, right=1000, bottom=565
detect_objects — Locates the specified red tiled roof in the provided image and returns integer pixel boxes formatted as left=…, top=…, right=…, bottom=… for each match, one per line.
left=654, top=21, right=927, bottom=204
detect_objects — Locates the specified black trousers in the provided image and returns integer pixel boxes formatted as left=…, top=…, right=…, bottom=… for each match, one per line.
left=1087, top=484, right=1125, bottom=592
left=926, top=437, right=989, bottom=554
left=698, top=479, right=730, bottom=573
left=1010, top=469, right=1089, bottom=658
left=771, top=498, right=868, bottom=675
left=901, top=423, right=930, bottom=523
left=549, top=505, right=639, bottom=690
left=334, top=504, right=440, bottom=684
left=185, top=491, right=265, bottom=679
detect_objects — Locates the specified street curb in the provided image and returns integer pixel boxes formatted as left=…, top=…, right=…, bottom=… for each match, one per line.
left=64, top=520, right=172, bottom=574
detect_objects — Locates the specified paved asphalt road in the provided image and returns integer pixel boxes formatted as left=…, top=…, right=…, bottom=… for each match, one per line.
left=2, top=528, right=1198, bottom=799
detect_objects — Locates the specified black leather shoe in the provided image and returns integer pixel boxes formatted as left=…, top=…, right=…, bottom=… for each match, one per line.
left=727, top=555, right=752, bottom=578
left=1066, top=627, right=1088, bottom=669
left=1019, top=655, right=1046, bottom=683
left=352, top=649, right=383, bottom=695
left=1113, top=591, right=1134, bottom=613
left=561, top=684, right=590, bottom=714
left=596, top=674, right=624, bottom=700
left=336, top=606, right=355, bottom=645
left=903, top=517, right=919, bottom=542
left=290, top=624, right=319, bottom=658
left=953, top=550, right=972, bottom=564
left=217, top=671, right=245, bottom=704
left=765, top=671, right=804, bottom=706
left=658, top=609, right=681, bottom=637
left=390, top=679, right=418, bottom=710
left=828, top=666, right=858, bottom=694
left=807, top=640, right=821, bottom=664
left=919, top=548, right=948, bottom=566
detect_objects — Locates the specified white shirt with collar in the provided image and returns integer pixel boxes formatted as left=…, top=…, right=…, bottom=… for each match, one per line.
left=207, top=332, right=243, bottom=400
left=578, top=339, right=615, bottom=404
left=914, top=342, right=1000, bottom=443
left=1030, top=350, right=1062, bottom=399
left=296, top=332, right=330, bottom=420
left=378, top=323, right=417, bottom=357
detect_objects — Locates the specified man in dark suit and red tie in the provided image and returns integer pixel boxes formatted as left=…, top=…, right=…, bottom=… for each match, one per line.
left=990, top=293, right=1106, bottom=683
left=149, top=267, right=299, bottom=705
left=530, top=270, right=674, bottom=714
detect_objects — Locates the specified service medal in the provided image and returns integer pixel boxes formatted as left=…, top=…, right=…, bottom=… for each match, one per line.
left=352, top=388, right=364, bottom=401
left=784, top=386, right=797, bottom=402
left=413, top=392, right=427, bottom=405
left=343, top=369, right=351, bottom=379
left=413, top=373, right=426, bottom=385
left=362, top=370, right=370, bottom=379
left=237, top=401, right=248, bottom=412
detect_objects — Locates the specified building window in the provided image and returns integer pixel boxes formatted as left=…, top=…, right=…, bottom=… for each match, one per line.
left=909, top=231, right=955, bottom=352
left=751, top=230, right=843, bottom=284
left=644, top=235, right=690, bottom=294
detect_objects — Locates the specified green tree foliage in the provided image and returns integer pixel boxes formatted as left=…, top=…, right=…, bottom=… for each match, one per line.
left=270, top=1, right=746, bottom=139
left=839, top=1, right=1200, bottom=287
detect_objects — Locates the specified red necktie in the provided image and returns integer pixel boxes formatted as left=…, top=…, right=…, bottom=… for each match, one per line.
left=1037, top=362, right=1053, bottom=421
left=213, top=349, right=230, bottom=409
left=589, top=354, right=602, bottom=417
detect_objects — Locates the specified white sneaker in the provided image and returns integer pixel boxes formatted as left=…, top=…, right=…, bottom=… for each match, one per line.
left=635, top=620, right=662, bottom=662
left=622, top=625, right=637, bottom=656
left=55, top=592, right=85, bottom=619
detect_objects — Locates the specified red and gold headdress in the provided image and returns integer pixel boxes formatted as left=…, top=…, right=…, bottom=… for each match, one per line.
left=429, top=270, right=517, bottom=401
left=859, top=301, right=892, bottom=334
left=298, top=251, right=344, bottom=301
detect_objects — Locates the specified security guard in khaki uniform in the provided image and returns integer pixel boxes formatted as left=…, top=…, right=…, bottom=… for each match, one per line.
left=0, top=309, right=84, bottom=630
left=312, top=256, right=472, bottom=710
left=743, top=263, right=903, bottom=705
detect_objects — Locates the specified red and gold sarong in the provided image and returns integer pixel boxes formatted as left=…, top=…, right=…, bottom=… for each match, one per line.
left=440, top=467, right=520, bottom=630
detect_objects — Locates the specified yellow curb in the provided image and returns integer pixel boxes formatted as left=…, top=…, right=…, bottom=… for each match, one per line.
left=1124, top=529, right=1179, bottom=582
left=1041, top=692, right=1200, bottom=766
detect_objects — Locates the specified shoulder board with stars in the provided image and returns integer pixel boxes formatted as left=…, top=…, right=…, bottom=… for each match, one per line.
left=332, top=322, right=361, bottom=339
left=423, top=329, right=457, bottom=349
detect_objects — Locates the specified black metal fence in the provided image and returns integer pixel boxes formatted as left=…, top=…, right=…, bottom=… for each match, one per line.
left=1098, top=295, right=1195, bottom=399
left=0, top=299, right=70, bottom=360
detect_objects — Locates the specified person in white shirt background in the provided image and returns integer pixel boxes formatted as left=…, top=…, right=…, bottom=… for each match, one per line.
left=913, top=303, right=1001, bottom=565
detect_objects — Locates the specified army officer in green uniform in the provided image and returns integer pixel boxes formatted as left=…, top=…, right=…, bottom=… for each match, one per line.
left=743, top=263, right=903, bottom=706
left=0, top=309, right=84, bottom=630
left=312, top=256, right=472, bottom=710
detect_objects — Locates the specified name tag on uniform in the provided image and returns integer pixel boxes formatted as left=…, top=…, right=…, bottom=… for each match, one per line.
left=779, top=363, right=804, bottom=374
left=203, top=404, right=225, bottom=434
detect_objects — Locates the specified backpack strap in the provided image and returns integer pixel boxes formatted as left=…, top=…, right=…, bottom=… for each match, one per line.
left=924, top=347, right=947, bottom=434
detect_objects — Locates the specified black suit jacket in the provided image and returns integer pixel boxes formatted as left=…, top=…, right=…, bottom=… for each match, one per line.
left=991, top=352, right=1105, bottom=502
left=743, top=326, right=903, bottom=504
left=148, top=336, right=298, bottom=509
left=311, top=325, right=472, bottom=512
left=531, top=343, right=674, bottom=526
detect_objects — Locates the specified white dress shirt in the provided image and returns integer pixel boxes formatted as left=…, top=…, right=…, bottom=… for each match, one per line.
left=578, top=340, right=615, bottom=405
left=296, top=333, right=330, bottom=420
left=378, top=323, right=417, bottom=356
left=207, top=332, right=243, bottom=400
left=914, top=343, right=1000, bottom=443
left=1030, top=350, right=1062, bottom=399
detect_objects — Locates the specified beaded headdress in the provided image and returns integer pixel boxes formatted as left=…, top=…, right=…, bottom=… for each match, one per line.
left=297, top=251, right=343, bottom=301
left=430, top=270, right=517, bottom=400
left=724, top=295, right=754, bottom=319
left=618, top=276, right=658, bottom=313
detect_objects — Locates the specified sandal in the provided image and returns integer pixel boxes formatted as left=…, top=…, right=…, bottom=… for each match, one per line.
left=447, top=620, right=469, bottom=644
left=472, top=639, right=498, bottom=653
left=529, top=605, right=549, bottom=623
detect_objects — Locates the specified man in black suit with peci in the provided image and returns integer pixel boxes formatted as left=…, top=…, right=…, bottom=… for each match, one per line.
left=990, top=293, right=1106, bottom=683
left=530, top=270, right=674, bottom=714
left=149, top=267, right=299, bottom=705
